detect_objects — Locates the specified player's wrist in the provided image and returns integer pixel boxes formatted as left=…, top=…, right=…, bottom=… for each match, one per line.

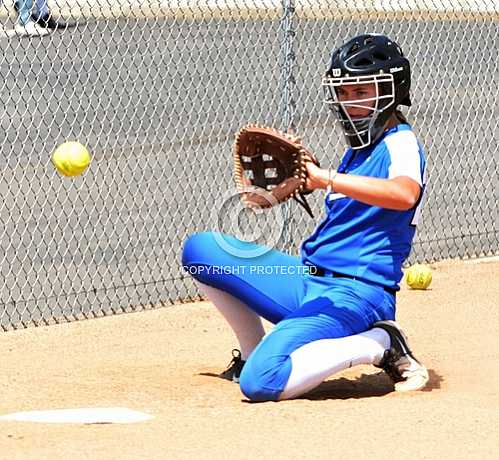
left=311, top=167, right=329, bottom=190
left=326, top=168, right=338, bottom=193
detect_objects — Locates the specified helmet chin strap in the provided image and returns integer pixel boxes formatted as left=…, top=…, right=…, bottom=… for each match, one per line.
left=344, top=111, right=401, bottom=149
left=339, top=108, right=380, bottom=150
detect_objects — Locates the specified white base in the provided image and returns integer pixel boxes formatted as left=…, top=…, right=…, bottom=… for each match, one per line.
left=0, top=407, right=153, bottom=424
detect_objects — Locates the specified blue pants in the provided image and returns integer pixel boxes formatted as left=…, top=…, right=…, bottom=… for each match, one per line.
left=182, top=232, right=396, bottom=401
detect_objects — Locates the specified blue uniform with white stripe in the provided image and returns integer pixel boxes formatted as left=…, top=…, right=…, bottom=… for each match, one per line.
left=303, top=123, right=426, bottom=290
left=182, top=123, right=426, bottom=401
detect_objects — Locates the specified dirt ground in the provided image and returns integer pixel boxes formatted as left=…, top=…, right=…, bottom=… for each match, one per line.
left=0, top=259, right=498, bottom=460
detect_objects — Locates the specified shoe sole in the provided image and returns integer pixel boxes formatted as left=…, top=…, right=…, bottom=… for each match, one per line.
left=219, top=373, right=240, bottom=384
left=394, top=367, right=429, bottom=392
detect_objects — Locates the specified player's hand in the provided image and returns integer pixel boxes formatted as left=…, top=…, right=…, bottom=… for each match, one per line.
left=305, top=161, right=328, bottom=191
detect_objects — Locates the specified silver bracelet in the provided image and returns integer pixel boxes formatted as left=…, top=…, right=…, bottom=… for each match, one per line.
left=326, top=168, right=338, bottom=194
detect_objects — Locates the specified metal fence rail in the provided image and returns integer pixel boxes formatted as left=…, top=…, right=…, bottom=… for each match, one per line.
left=0, top=1, right=498, bottom=330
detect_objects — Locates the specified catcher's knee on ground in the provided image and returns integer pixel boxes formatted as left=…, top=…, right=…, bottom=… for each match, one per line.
left=238, top=304, right=347, bottom=402
left=239, top=348, right=292, bottom=402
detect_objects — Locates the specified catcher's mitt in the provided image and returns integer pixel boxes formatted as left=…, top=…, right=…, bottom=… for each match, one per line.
left=233, top=124, right=319, bottom=217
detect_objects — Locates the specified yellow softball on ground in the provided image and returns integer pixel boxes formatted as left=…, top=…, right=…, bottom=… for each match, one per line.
left=52, top=141, right=91, bottom=177
left=406, top=264, right=432, bottom=290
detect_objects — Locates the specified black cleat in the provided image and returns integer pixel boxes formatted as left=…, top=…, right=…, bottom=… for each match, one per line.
left=373, top=320, right=429, bottom=391
left=220, top=349, right=246, bottom=383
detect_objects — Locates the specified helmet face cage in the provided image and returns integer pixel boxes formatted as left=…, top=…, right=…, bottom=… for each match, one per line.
left=322, top=74, right=395, bottom=149
left=324, top=34, right=411, bottom=149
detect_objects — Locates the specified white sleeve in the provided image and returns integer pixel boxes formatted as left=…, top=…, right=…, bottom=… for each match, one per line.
left=385, top=130, right=423, bottom=186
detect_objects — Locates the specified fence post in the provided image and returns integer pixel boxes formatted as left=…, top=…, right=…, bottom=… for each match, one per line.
left=280, top=0, right=297, bottom=252
left=280, top=0, right=296, bottom=132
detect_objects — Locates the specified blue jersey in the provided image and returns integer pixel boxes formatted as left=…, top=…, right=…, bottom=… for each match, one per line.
left=301, top=124, right=426, bottom=290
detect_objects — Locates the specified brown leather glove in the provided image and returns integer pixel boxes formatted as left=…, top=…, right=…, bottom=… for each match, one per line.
left=233, top=124, right=319, bottom=217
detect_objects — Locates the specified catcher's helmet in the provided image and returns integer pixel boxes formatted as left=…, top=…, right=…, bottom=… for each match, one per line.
left=323, top=34, right=411, bottom=149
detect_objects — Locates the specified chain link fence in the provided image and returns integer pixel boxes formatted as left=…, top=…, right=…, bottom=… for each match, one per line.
left=0, top=1, right=498, bottom=330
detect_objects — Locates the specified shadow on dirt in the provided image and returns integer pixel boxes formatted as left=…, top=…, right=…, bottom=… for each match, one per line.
left=302, top=372, right=394, bottom=400
left=301, top=368, right=443, bottom=400
left=199, top=371, right=230, bottom=380
left=422, top=369, right=444, bottom=391
left=200, top=368, right=444, bottom=401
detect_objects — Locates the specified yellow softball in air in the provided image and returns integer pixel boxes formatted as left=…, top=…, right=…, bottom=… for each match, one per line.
left=52, top=141, right=91, bottom=177
left=406, top=264, right=432, bottom=290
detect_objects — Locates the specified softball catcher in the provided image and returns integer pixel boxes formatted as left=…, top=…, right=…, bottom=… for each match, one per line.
left=182, top=34, right=429, bottom=401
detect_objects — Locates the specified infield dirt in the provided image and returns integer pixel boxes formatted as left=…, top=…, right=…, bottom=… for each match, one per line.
left=0, top=259, right=498, bottom=459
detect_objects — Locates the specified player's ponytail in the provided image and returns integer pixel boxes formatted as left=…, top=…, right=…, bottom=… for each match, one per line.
left=395, top=109, right=409, bottom=125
